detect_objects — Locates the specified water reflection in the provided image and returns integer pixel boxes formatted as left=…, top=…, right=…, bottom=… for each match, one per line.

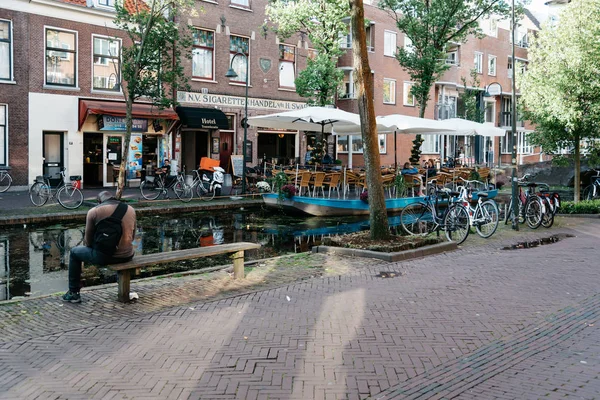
left=0, top=209, right=404, bottom=301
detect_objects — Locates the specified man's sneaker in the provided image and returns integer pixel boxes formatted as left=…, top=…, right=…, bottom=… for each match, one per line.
left=62, top=291, right=81, bottom=303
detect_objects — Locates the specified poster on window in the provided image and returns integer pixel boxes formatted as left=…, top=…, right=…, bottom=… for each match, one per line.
left=127, top=133, right=143, bottom=179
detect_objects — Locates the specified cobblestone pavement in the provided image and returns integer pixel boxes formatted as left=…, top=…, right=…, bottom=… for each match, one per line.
left=1, top=218, right=599, bottom=399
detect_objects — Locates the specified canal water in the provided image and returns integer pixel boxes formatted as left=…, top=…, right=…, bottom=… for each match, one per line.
left=0, top=208, right=404, bottom=301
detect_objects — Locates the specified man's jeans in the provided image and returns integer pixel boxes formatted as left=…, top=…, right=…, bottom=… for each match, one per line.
left=68, top=246, right=132, bottom=292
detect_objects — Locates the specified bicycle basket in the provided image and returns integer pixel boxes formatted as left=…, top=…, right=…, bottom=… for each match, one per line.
left=35, top=176, right=44, bottom=183
left=145, top=176, right=155, bottom=183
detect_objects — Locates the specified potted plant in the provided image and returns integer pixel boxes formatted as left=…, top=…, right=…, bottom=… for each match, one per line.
left=256, top=181, right=271, bottom=193
left=280, top=184, right=297, bottom=199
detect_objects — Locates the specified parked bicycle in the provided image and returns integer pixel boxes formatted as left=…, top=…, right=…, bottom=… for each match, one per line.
left=187, top=166, right=225, bottom=201
left=457, top=178, right=500, bottom=238
left=140, top=171, right=193, bottom=202
left=583, top=169, right=600, bottom=200
left=504, top=175, right=544, bottom=229
left=401, top=184, right=470, bottom=244
left=29, top=168, right=83, bottom=209
left=0, top=167, right=12, bottom=193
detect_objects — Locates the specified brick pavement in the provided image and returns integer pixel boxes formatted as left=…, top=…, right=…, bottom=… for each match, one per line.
left=0, top=218, right=599, bottom=399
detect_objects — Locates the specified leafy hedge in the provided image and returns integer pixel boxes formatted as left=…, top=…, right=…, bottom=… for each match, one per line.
left=559, top=200, right=600, bottom=214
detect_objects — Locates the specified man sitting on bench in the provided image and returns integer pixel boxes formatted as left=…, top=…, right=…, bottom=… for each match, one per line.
left=62, top=191, right=137, bottom=303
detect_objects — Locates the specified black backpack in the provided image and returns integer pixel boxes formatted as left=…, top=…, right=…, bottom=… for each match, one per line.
left=93, top=203, right=128, bottom=255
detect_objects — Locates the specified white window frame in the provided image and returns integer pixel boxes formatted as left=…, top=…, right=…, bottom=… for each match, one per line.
left=421, top=135, right=440, bottom=154
left=488, top=55, right=496, bottom=76
left=383, top=78, right=396, bottom=104
left=278, top=43, right=296, bottom=89
left=339, top=68, right=354, bottom=99
left=484, top=100, right=495, bottom=125
left=404, top=35, right=414, bottom=54
left=0, top=19, right=13, bottom=82
left=446, top=50, right=458, bottom=66
left=337, top=134, right=387, bottom=154
left=383, top=30, right=397, bottom=57
left=92, top=34, right=121, bottom=92
left=95, top=0, right=115, bottom=9
left=44, top=26, right=78, bottom=88
left=403, top=82, right=415, bottom=106
left=230, top=0, right=250, bottom=9
left=0, top=104, right=6, bottom=166
left=487, top=18, right=498, bottom=37
left=518, top=131, right=532, bottom=155
left=339, top=29, right=352, bottom=49
left=508, top=57, right=513, bottom=78
left=474, top=52, right=483, bottom=74
left=192, top=28, right=215, bottom=81
left=501, top=131, right=513, bottom=154
left=366, top=22, right=375, bottom=52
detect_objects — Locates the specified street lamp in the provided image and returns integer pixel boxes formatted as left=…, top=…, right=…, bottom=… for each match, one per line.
left=225, top=51, right=249, bottom=195
left=510, top=0, right=519, bottom=230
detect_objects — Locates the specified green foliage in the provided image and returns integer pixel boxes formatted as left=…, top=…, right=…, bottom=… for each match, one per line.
left=307, top=138, right=327, bottom=165
left=394, top=174, right=407, bottom=197
left=378, top=0, right=512, bottom=117
left=295, top=54, right=344, bottom=106
left=469, top=170, right=481, bottom=181
left=559, top=200, right=600, bottom=214
left=273, top=172, right=289, bottom=196
left=409, top=136, right=424, bottom=165
left=458, top=69, right=485, bottom=123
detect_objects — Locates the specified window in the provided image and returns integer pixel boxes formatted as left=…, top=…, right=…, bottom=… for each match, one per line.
left=339, top=29, right=352, bottom=49
left=488, top=55, right=496, bottom=76
left=279, top=44, right=295, bottom=88
left=484, top=101, right=495, bottom=124
left=45, top=28, right=77, bottom=87
left=508, top=57, right=513, bottom=78
left=0, top=105, right=6, bottom=165
left=501, top=131, right=513, bottom=154
left=231, top=0, right=250, bottom=8
left=486, top=18, right=498, bottom=37
left=229, top=35, right=249, bottom=84
left=192, top=29, right=214, bottom=80
left=421, top=135, right=440, bottom=154
left=383, top=31, right=396, bottom=57
left=518, top=132, right=532, bottom=155
left=0, top=20, right=12, bottom=81
left=383, top=78, right=396, bottom=104
left=339, top=69, right=354, bottom=99
left=516, top=28, right=528, bottom=48
left=404, top=35, right=414, bottom=54
left=92, top=36, right=120, bottom=91
left=337, top=134, right=386, bottom=154
left=403, top=82, right=415, bottom=106
left=366, top=23, right=374, bottom=52
left=446, top=51, right=458, bottom=65
left=97, top=0, right=115, bottom=7
left=474, top=52, right=483, bottom=74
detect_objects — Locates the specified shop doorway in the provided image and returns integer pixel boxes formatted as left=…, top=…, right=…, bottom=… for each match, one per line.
left=181, top=130, right=209, bottom=171
left=83, top=132, right=104, bottom=187
left=219, top=132, right=233, bottom=171
left=42, top=132, right=64, bottom=178
left=103, top=134, right=124, bottom=187
left=258, top=133, right=296, bottom=166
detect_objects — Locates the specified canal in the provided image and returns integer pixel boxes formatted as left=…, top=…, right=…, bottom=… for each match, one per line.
left=0, top=208, right=393, bottom=301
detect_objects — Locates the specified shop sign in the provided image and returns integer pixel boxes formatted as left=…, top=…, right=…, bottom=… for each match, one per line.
left=98, top=115, right=148, bottom=132
left=177, top=91, right=306, bottom=111
left=127, top=134, right=143, bottom=180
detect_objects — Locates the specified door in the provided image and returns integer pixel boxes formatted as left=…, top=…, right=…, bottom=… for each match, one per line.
left=219, top=132, right=233, bottom=171
left=103, top=134, right=124, bottom=187
left=43, top=132, right=64, bottom=177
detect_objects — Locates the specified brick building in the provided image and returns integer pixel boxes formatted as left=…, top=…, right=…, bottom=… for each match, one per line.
left=1, top=0, right=541, bottom=189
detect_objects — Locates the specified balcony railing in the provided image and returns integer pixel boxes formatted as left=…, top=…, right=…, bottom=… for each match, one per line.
left=498, top=111, right=525, bottom=128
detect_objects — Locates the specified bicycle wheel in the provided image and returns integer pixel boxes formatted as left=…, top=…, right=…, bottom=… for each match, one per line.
left=57, top=185, right=83, bottom=209
left=140, top=180, right=162, bottom=200
left=474, top=200, right=499, bottom=238
left=29, top=182, right=50, bottom=206
left=0, top=172, right=12, bottom=193
left=540, top=197, right=555, bottom=228
left=444, top=204, right=470, bottom=244
left=401, top=203, right=435, bottom=236
left=174, top=182, right=193, bottom=203
left=504, top=199, right=512, bottom=225
left=525, top=196, right=543, bottom=229
left=582, top=185, right=598, bottom=201
left=197, top=182, right=215, bottom=201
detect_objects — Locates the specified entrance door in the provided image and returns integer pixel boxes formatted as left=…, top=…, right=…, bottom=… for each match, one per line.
left=103, top=134, right=124, bottom=187
left=43, top=132, right=64, bottom=177
left=219, top=132, right=233, bottom=171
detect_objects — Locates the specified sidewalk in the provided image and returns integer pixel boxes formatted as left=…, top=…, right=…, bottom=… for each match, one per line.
left=1, top=217, right=598, bottom=399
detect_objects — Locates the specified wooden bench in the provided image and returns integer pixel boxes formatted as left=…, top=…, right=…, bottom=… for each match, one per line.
left=108, top=242, right=261, bottom=302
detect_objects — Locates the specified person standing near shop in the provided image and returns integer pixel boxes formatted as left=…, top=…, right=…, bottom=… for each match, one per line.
left=62, top=191, right=136, bottom=303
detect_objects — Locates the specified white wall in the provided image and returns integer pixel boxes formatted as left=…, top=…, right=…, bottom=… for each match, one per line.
left=28, top=93, right=81, bottom=183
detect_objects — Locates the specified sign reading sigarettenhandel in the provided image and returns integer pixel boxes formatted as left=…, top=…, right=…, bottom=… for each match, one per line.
left=177, top=91, right=306, bottom=111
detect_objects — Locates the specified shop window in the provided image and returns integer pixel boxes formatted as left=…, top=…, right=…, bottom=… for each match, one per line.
left=229, top=35, right=249, bottom=84
left=384, top=30, right=396, bottom=57
left=474, top=52, right=483, bottom=74
left=45, top=28, right=77, bottom=87
left=279, top=44, right=295, bottom=88
left=92, top=36, right=120, bottom=91
left=0, top=105, right=6, bottom=166
left=0, top=20, right=12, bottom=81
left=383, top=78, right=396, bottom=104
left=192, top=29, right=214, bottom=80
left=403, top=82, right=415, bottom=106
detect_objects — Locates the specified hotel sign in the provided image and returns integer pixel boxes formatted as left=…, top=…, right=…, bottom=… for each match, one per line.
left=177, top=91, right=306, bottom=111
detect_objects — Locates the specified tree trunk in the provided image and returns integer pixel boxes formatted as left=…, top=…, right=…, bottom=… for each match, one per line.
left=115, top=97, right=134, bottom=200
left=574, top=133, right=580, bottom=203
left=350, top=0, right=389, bottom=240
